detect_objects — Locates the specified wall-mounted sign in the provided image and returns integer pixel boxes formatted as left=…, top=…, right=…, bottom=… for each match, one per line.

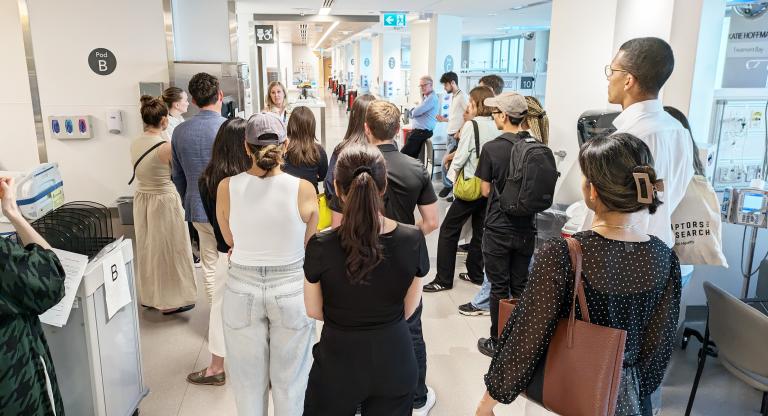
left=88, top=48, right=117, bottom=76
left=388, top=57, right=396, bottom=69
left=351, top=58, right=355, bottom=66
left=364, top=58, right=370, bottom=67
left=443, top=55, right=454, bottom=72
left=255, top=25, right=275, bottom=44
left=722, top=13, right=768, bottom=88
left=382, top=12, right=407, bottom=28
left=520, top=76, right=535, bottom=90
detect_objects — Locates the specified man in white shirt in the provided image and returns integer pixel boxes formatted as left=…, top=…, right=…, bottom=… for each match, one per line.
left=437, top=71, right=469, bottom=198
left=588, top=37, right=694, bottom=251
left=602, top=38, right=694, bottom=413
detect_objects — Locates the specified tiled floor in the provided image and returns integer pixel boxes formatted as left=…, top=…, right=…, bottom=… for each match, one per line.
left=134, top=93, right=765, bottom=416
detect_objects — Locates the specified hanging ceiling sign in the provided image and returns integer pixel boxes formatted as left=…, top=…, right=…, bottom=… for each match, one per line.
left=382, top=12, right=407, bottom=28
left=722, top=12, right=768, bottom=88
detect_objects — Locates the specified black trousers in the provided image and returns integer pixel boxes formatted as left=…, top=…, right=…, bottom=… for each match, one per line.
left=434, top=197, right=487, bottom=287
left=406, top=303, right=428, bottom=407
left=304, top=321, right=417, bottom=416
left=483, top=228, right=536, bottom=340
left=401, top=129, right=433, bottom=159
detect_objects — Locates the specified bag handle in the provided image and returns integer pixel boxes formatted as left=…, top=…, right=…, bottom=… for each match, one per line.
left=472, top=119, right=480, bottom=159
left=564, top=237, right=591, bottom=348
left=128, top=141, right=165, bottom=185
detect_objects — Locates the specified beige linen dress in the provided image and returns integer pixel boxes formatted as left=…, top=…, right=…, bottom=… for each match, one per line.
left=130, top=134, right=197, bottom=309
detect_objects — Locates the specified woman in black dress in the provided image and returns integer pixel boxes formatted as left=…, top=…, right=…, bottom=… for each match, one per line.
left=283, top=106, right=328, bottom=192
left=476, top=133, right=682, bottom=416
left=303, top=144, right=429, bottom=415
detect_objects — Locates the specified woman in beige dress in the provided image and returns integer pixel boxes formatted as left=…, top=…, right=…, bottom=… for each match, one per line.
left=131, top=95, right=197, bottom=314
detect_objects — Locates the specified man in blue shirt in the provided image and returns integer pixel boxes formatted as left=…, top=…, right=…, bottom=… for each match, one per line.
left=171, top=72, right=227, bottom=385
left=401, top=75, right=438, bottom=158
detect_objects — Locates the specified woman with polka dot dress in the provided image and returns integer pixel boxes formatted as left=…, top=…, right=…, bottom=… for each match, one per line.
left=476, top=133, right=682, bottom=416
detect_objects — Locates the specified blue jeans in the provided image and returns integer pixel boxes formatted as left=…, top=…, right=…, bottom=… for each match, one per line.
left=471, top=276, right=491, bottom=311
left=442, top=134, right=458, bottom=189
left=223, top=260, right=316, bottom=416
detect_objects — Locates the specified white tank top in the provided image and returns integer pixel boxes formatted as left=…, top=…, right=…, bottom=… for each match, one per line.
left=228, top=172, right=306, bottom=266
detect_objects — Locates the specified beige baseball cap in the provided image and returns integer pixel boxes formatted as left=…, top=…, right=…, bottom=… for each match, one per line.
left=484, top=92, right=528, bottom=118
left=246, top=112, right=287, bottom=145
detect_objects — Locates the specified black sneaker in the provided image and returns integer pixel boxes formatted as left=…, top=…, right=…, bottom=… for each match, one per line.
left=477, top=337, right=497, bottom=357
left=423, top=281, right=451, bottom=293
left=438, top=187, right=452, bottom=198
left=193, top=254, right=201, bottom=268
left=458, top=302, right=490, bottom=316
left=457, top=273, right=483, bottom=285
left=446, top=195, right=454, bottom=202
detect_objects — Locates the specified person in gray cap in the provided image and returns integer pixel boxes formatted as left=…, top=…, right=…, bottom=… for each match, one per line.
left=215, top=112, right=319, bottom=416
left=473, top=92, right=539, bottom=357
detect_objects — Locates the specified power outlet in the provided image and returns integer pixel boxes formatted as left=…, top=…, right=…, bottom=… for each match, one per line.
left=49, top=115, right=93, bottom=139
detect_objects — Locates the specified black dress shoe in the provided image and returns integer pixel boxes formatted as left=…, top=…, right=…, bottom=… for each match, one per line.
left=478, top=337, right=498, bottom=357
left=162, top=304, right=195, bottom=315
left=438, top=187, right=452, bottom=198
left=423, top=281, right=451, bottom=293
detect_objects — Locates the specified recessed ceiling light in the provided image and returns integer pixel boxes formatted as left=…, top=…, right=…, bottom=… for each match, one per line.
left=488, top=12, right=498, bottom=16
left=318, top=7, right=331, bottom=15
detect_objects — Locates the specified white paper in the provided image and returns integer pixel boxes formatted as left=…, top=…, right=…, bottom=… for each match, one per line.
left=39, top=249, right=88, bottom=327
left=102, top=249, right=131, bottom=319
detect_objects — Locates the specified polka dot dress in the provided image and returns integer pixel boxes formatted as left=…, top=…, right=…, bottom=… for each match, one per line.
left=484, top=231, right=682, bottom=416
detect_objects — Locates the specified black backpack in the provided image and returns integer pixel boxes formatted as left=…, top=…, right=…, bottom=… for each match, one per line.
left=495, top=131, right=559, bottom=216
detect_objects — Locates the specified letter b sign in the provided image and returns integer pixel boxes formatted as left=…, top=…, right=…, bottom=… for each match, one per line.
left=88, top=48, right=117, bottom=76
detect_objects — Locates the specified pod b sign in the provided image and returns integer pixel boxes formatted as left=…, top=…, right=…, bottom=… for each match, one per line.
left=88, top=48, right=117, bottom=76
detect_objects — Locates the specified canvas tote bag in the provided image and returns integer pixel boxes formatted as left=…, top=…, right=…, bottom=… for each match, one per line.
left=670, top=175, right=728, bottom=267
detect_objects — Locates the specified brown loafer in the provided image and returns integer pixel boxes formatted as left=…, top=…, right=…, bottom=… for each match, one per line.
left=186, top=369, right=225, bottom=386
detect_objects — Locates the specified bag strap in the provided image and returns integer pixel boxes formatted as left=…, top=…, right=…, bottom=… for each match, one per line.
left=128, top=141, right=165, bottom=185
left=472, top=120, right=480, bottom=159
left=564, top=237, right=590, bottom=348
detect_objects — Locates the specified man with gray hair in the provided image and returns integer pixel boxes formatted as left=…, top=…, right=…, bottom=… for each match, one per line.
left=401, top=75, right=439, bottom=158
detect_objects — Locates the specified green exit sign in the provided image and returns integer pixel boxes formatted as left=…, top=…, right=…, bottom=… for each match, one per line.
left=382, top=13, right=407, bottom=27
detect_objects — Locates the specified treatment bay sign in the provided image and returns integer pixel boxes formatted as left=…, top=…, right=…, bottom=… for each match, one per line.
left=722, top=13, right=768, bottom=88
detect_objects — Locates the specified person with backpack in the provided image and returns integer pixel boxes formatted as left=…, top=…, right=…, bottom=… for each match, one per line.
left=475, top=92, right=558, bottom=357
left=423, top=86, right=499, bottom=293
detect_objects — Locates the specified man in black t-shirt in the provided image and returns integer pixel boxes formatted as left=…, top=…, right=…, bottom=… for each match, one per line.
left=474, top=92, right=537, bottom=357
left=363, top=100, right=439, bottom=415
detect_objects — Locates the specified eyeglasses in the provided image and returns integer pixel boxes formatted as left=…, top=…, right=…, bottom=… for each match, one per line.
left=491, top=110, right=503, bottom=115
left=419, top=83, right=431, bottom=88
left=604, top=65, right=630, bottom=79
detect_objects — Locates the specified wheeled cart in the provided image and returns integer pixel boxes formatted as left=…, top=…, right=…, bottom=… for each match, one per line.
left=43, top=239, right=148, bottom=416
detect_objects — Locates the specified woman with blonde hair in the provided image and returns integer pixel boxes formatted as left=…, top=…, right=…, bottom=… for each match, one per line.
left=265, top=81, right=288, bottom=123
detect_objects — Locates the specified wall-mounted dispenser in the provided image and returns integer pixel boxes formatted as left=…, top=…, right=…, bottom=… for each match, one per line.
left=48, top=116, right=92, bottom=139
left=107, top=110, right=123, bottom=134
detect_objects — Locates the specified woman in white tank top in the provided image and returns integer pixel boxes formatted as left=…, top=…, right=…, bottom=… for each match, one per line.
left=216, top=112, right=319, bottom=416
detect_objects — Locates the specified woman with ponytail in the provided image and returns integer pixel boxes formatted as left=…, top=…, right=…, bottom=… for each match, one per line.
left=303, top=144, right=429, bottom=415
left=477, top=133, right=681, bottom=416
left=216, top=112, right=318, bottom=416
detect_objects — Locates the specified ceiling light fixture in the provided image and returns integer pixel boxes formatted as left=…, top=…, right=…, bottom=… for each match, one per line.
left=318, top=7, right=331, bottom=15
left=488, top=12, right=498, bottom=16
left=313, top=20, right=340, bottom=50
left=510, top=0, right=552, bottom=11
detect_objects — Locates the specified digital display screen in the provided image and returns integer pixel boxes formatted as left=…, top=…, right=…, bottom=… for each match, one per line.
left=741, top=193, right=765, bottom=213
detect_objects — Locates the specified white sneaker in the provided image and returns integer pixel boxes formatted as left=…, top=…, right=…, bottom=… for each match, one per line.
left=412, top=386, right=436, bottom=416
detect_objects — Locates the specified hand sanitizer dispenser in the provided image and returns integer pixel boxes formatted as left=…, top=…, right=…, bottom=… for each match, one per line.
left=107, top=110, right=123, bottom=134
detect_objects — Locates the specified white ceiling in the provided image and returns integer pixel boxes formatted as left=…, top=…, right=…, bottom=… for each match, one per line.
left=239, top=0, right=552, bottom=41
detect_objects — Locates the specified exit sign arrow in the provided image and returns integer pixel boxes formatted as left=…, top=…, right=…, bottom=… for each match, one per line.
left=385, top=15, right=394, bottom=24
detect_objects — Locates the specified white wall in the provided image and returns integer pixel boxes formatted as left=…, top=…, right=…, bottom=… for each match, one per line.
left=358, top=38, right=373, bottom=93
left=546, top=0, right=619, bottom=204
left=431, top=15, right=462, bottom=80
left=278, top=41, right=293, bottom=85
left=26, top=0, right=169, bottom=205
left=172, top=0, right=232, bottom=62
left=0, top=0, right=39, bottom=171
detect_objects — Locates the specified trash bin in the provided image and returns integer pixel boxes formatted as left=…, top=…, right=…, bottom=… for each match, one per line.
left=116, top=196, right=134, bottom=225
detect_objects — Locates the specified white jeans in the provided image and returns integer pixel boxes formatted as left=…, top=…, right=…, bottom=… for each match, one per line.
left=193, top=222, right=219, bottom=303
left=223, top=260, right=316, bottom=416
left=208, top=253, right=228, bottom=357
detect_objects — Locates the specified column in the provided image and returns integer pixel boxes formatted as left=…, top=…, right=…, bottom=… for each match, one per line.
left=380, top=32, right=401, bottom=98
left=359, top=38, right=373, bottom=93
left=408, top=15, right=462, bottom=99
